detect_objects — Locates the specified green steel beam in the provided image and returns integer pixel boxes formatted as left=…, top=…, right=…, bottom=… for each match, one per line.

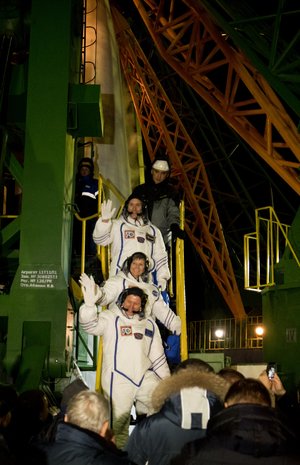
left=0, top=215, right=20, bottom=252
left=2, top=0, right=80, bottom=388
left=5, top=150, right=23, bottom=187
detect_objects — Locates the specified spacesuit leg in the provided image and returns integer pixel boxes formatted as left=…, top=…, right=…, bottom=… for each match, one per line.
left=134, top=370, right=160, bottom=416
left=108, top=372, right=137, bottom=448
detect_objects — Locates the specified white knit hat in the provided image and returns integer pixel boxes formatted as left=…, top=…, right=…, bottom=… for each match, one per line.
left=152, top=160, right=170, bottom=172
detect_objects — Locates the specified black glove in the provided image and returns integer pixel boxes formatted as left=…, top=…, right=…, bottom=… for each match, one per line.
left=171, top=223, right=186, bottom=240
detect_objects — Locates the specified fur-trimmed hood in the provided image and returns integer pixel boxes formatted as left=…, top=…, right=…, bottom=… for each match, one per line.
left=151, top=368, right=230, bottom=412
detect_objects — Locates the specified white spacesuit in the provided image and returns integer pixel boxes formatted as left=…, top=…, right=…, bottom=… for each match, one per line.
left=80, top=253, right=181, bottom=334
left=79, top=283, right=170, bottom=448
left=92, top=196, right=170, bottom=291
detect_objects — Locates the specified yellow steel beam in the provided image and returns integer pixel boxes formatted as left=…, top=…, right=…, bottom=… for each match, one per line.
left=111, top=8, right=246, bottom=318
left=132, top=0, right=300, bottom=195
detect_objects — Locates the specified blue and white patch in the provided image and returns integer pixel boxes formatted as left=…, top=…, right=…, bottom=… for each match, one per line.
left=145, top=328, right=153, bottom=338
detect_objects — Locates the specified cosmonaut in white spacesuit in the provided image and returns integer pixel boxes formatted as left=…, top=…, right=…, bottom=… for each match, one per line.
left=79, top=280, right=170, bottom=448
left=92, top=194, right=170, bottom=291
left=79, top=251, right=181, bottom=335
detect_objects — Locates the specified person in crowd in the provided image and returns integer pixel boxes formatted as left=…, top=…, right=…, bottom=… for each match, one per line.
left=79, top=281, right=170, bottom=448
left=218, top=367, right=245, bottom=385
left=79, top=251, right=181, bottom=334
left=40, top=378, right=90, bottom=445
left=258, top=365, right=300, bottom=438
left=132, top=154, right=185, bottom=246
left=92, top=194, right=170, bottom=291
left=124, top=358, right=229, bottom=465
left=5, top=388, right=54, bottom=464
left=258, top=366, right=286, bottom=407
left=60, top=378, right=89, bottom=415
left=171, top=378, right=299, bottom=465
left=45, top=390, right=134, bottom=465
left=0, top=385, right=18, bottom=465
left=73, top=157, right=99, bottom=256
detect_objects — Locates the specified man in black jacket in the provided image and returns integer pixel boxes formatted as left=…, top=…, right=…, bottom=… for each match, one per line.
left=45, top=390, right=134, bottom=465
left=171, top=378, right=299, bottom=465
left=132, top=155, right=185, bottom=247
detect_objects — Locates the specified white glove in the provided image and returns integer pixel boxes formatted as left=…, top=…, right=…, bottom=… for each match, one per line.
left=101, top=199, right=116, bottom=221
left=79, top=273, right=103, bottom=306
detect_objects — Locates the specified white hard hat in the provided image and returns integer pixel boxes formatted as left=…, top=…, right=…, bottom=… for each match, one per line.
left=152, top=160, right=170, bottom=172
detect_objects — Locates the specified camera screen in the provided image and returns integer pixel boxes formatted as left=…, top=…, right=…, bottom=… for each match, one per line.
left=268, top=366, right=276, bottom=379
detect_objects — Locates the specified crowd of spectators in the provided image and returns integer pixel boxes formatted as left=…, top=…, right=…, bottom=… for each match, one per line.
left=1, top=363, right=299, bottom=465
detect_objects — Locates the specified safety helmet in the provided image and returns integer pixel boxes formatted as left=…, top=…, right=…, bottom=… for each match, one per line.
left=116, top=287, right=148, bottom=318
left=151, top=154, right=171, bottom=173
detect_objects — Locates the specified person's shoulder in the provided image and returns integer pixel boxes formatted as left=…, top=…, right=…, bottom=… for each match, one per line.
left=106, top=273, right=124, bottom=283
left=146, top=315, right=162, bottom=330
left=166, top=183, right=181, bottom=200
left=132, top=183, right=147, bottom=192
left=148, top=222, right=164, bottom=237
left=144, top=281, right=160, bottom=296
left=99, top=308, right=117, bottom=321
left=130, top=411, right=161, bottom=435
left=110, top=216, right=121, bottom=226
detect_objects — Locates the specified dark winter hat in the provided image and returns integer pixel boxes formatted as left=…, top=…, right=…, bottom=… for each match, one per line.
left=61, top=378, right=89, bottom=413
left=78, top=157, right=94, bottom=174
left=125, top=192, right=145, bottom=204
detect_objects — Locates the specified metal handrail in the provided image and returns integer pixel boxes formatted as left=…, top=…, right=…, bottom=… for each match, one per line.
left=244, top=206, right=300, bottom=291
left=188, top=316, right=264, bottom=352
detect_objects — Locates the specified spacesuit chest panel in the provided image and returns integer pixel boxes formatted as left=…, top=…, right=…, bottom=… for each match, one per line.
left=112, top=222, right=155, bottom=273
left=114, top=317, right=154, bottom=386
left=123, top=227, right=147, bottom=244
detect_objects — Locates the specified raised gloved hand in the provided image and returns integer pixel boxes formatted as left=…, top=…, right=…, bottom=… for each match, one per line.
left=101, top=199, right=116, bottom=221
left=171, top=223, right=186, bottom=240
left=79, top=273, right=103, bottom=306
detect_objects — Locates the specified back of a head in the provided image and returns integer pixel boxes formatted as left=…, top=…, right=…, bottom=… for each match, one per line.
left=218, top=367, right=245, bottom=385
left=0, top=384, right=18, bottom=412
left=66, top=390, right=108, bottom=434
left=17, top=389, right=49, bottom=422
left=225, top=378, right=271, bottom=407
left=174, top=358, right=215, bottom=374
